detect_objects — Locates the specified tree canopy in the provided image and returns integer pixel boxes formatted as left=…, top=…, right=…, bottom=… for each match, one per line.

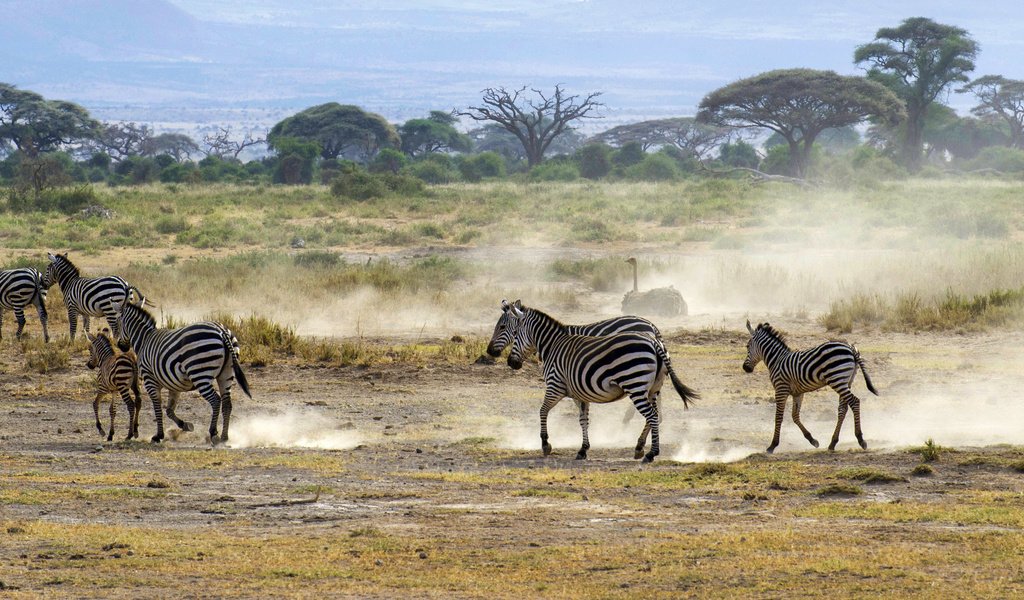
left=458, top=85, right=602, bottom=167
left=855, top=17, right=978, bottom=170
left=268, top=103, right=399, bottom=161
left=698, top=69, right=904, bottom=177
left=960, top=75, right=1024, bottom=149
left=0, top=83, right=98, bottom=157
left=399, top=111, right=471, bottom=156
left=589, top=117, right=731, bottom=159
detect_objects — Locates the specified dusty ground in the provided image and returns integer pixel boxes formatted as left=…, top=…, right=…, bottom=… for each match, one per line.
left=2, top=320, right=1024, bottom=598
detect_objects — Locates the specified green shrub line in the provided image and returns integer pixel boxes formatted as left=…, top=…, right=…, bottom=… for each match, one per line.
left=821, top=287, right=1024, bottom=332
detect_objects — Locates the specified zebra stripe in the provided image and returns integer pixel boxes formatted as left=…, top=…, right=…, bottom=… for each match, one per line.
left=742, top=320, right=879, bottom=454
left=0, top=267, right=49, bottom=342
left=45, top=252, right=146, bottom=340
left=113, top=299, right=252, bottom=444
left=86, top=330, right=142, bottom=441
left=504, top=302, right=698, bottom=463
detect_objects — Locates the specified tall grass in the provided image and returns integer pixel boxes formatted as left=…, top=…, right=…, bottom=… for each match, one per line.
left=821, top=287, right=1024, bottom=332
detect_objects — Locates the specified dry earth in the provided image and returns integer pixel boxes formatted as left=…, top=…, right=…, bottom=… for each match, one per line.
left=2, top=320, right=1024, bottom=598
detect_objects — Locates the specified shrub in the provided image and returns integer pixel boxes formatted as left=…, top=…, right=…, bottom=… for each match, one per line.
left=612, top=142, right=646, bottom=168
left=623, top=153, right=680, bottom=181
left=966, top=146, right=1024, bottom=173
left=330, top=169, right=388, bottom=200
left=405, top=158, right=460, bottom=184
left=369, top=148, right=408, bottom=174
left=458, top=152, right=506, bottom=182
left=528, top=161, right=579, bottom=182
left=7, top=185, right=98, bottom=214
left=154, top=215, right=190, bottom=234
left=575, top=143, right=612, bottom=179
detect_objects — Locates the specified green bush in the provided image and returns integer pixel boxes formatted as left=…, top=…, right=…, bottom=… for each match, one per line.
left=528, top=161, right=579, bottom=182
left=458, top=152, right=506, bottom=182
left=405, top=158, right=460, bottom=184
left=575, top=143, right=612, bottom=179
left=330, top=169, right=388, bottom=200
left=154, top=215, right=190, bottom=234
left=623, top=153, right=680, bottom=181
left=7, top=185, right=98, bottom=214
left=966, top=146, right=1024, bottom=173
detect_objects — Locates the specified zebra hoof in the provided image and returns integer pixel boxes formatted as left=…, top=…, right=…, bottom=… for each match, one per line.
left=181, top=421, right=195, bottom=432
left=575, top=451, right=587, bottom=460
left=858, top=438, right=868, bottom=450
left=642, top=453, right=656, bottom=463
left=634, top=448, right=645, bottom=460
left=542, top=444, right=552, bottom=456
left=765, top=446, right=776, bottom=455
left=150, top=435, right=163, bottom=443
left=827, top=443, right=838, bottom=452
left=808, top=438, right=820, bottom=448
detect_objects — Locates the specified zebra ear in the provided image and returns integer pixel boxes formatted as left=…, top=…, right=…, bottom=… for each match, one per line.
left=513, top=299, right=523, bottom=309
left=47, top=252, right=57, bottom=261
left=509, top=303, right=525, bottom=318
left=746, top=320, right=753, bottom=334
left=85, top=332, right=95, bottom=342
left=501, top=298, right=510, bottom=312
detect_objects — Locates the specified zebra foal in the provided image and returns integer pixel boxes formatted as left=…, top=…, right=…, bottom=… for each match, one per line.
left=86, top=329, right=142, bottom=441
left=742, top=320, right=878, bottom=453
left=0, top=267, right=49, bottom=342
left=504, top=301, right=698, bottom=463
left=113, top=298, right=251, bottom=444
left=45, top=252, right=146, bottom=339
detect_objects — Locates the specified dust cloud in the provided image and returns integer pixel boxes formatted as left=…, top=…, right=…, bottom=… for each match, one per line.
left=227, top=409, right=362, bottom=450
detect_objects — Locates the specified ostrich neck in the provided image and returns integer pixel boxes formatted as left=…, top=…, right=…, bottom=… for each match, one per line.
left=632, top=262, right=638, bottom=293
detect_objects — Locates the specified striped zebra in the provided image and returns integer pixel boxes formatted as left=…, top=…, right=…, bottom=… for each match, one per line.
left=489, top=298, right=671, bottom=442
left=112, top=298, right=251, bottom=444
left=0, top=267, right=50, bottom=342
left=86, top=329, right=142, bottom=441
left=503, top=301, right=698, bottom=463
left=44, top=252, right=146, bottom=340
left=743, top=320, right=879, bottom=454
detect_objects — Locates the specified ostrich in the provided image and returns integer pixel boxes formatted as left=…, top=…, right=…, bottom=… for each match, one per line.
left=621, top=257, right=687, bottom=317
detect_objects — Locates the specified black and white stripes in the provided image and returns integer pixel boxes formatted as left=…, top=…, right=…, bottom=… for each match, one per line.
left=45, top=252, right=146, bottom=340
left=743, top=320, right=878, bottom=453
left=86, top=330, right=142, bottom=441
left=113, top=298, right=251, bottom=444
left=503, top=300, right=698, bottom=463
left=0, top=267, right=49, bottom=342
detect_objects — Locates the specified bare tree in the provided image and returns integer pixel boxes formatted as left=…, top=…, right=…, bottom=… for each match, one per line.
left=458, top=85, right=603, bottom=167
left=202, top=127, right=267, bottom=160
left=94, top=122, right=153, bottom=161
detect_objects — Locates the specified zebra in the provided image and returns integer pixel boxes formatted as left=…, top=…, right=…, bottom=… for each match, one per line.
left=503, top=301, right=699, bottom=463
left=112, top=298, right=251, bottom=444
left=488, top=298, right=672, bottom=442
left=742, top=320, right=879, bottom=454
left=44, top=252, right=146, bottom=340
left=85, top=329, right=143, bottom=441
left=0, top=267, right=50, bottom=342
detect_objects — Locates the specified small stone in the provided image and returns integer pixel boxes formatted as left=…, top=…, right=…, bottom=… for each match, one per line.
left=418, top=552, right=428, bottom=560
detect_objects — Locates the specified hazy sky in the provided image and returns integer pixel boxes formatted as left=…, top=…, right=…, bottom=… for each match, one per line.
left=5, top=0, right=1022, bottom=130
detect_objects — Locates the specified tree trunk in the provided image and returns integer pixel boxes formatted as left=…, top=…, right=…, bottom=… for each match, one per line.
left=902, top=106, right=926, bottom=172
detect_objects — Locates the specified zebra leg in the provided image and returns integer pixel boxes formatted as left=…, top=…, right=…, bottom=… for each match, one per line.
left=67, top=308, right=79, bottom=340
left=82, top=314, right=91, bottom=336
left=538, top=390, right=563, bottom=457
left=575, top=400, right=590, bottom=460
left=790, top=394, right=819, bottom=448
left=143, top=380, right=166, bottom=443
left=828, top=397, right=850, bottom=451
left=634, top=397, right=659, bottom=460
left=93, top=392, right=106, bottom=437
left=119, top=389, right=136, bottom=442
left=14, top=308, right=26, bottom=340
left=107, top=391, right=117, bottom=442
left=195, top=381, right=223, bottom=444
left=131, top=377, right=143, bottom=439
left=0, top=308, right=4, bottom=341
left=35, top=299, right=49, bottom=343
left=849, top=394, right=867, bottom=449
left=766, top=391, right=788, bottom=454
left=165, top=390, right=194, bottom=432
left=632, top=394, right=660, bottom=463
left=217, top=375, right=233, bottom=443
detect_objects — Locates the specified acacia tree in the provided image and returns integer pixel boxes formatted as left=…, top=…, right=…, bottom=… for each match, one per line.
left=458, top=85, right=603, bottom=167
left=698, top=69, right=905, bottom=177
left=590, top=117, right=731, bottom=158
left=399, top=111, right=470, bottom=156
left=268, top=103, right=399, bottom=162
left=855, top=17, right=978, bottom=171
left=202, top=127, right=266, bottom=160
left=0, top=83, right=98, bottom=157
left=141, top=132, right=201, bottom=162
left=93, top=122, right=153, bottom=161
left=960, top=75, right=1024, bottom=149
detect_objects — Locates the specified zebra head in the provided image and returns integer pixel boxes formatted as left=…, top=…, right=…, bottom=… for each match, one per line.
left=44, top=252, right=74, bottom=289
left=505, top=301, right=533, bottom=370
left=742, top=319, right=763, bottom=373
left=112, top=297, right=154, bottom=352
left=85, top=330, right=114, bottom=370
left=487, top=299, right=523, bottom=357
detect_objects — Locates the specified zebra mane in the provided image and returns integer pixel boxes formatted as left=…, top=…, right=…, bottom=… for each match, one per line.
left=758, top=323, right=791, bottom=349
left=524, top=305, right=567, bottom=329
left=122, top=300, right=157, bottom=330
left=51, top=254, right=80, bottom=277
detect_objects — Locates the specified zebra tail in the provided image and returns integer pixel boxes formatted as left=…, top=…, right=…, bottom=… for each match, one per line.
left=853, top=345, right=879, bottom=396
left=221, top=326, right=253, bottom=399
left=657, top=343, right=699, bottom=409
left=128, top=286, right=155, bottom=308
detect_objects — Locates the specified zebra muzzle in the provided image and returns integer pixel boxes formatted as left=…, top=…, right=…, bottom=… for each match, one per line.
left=507, top=356, right=523, bottom=370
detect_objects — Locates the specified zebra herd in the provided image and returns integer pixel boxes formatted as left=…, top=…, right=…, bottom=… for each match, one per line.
left=489, top=299, right=878, bottom=462
left=2, top=254, right=877, bottom=460
left=0, top=253, right=250, bottom=444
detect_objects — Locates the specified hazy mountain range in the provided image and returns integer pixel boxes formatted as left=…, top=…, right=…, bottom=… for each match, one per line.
left=2, top=0, right=1021, bottom=138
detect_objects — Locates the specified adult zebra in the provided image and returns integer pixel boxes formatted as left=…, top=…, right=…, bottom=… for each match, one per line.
left=0, top=267, right=49, bottom=342
left=488, top=298, right=672, bottom=445
left=86, top=329, right=142, bottom=441
left=503, top=301, right=698, bottom=463
left=112, top=298, right=251, bottom=444
left=44, top=252, right=146, bottom=340
left=743, top=320, right=878, bottom=454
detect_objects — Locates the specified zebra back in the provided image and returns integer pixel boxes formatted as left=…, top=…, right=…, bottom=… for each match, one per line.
left=46, top=252, right=140, bottom=317
left=0, top=267, right=46, bottom=310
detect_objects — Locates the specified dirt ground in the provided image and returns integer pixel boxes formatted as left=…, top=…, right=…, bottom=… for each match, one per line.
left=2, top=318, right=1024, bottom=598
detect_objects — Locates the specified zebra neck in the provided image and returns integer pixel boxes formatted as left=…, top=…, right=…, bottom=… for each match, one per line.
left=53, top=266, right=79, bottom=287
left=527, top=311, right=569, bottom=361
left=95, top=344, right=115, bottom=363
left=760, top=337, right=792, bottom=370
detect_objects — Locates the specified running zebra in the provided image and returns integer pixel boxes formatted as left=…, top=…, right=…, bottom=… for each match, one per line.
left=489, top=298, right=672, bottom=446
left=112, top=298, right=251, bottom=444
left=743, top=320, right=878, bottom=454
left=86, top=329, right=142, bottom=441
left=44, top=252, right=146, bottom=340
left=0, top=267, right=49, bottom=342
left=503, top=301, right=698, bottom=463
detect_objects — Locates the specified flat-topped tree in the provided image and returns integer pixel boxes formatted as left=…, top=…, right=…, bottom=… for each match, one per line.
left=698, top=69, right=905, bottom=178
left=960, top=75, right=1024, bottom=150
left=459, top=85, right=603, bottom=168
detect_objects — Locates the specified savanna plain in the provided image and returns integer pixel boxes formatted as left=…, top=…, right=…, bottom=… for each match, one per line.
left=3, top=178, right=1024, bottom=598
